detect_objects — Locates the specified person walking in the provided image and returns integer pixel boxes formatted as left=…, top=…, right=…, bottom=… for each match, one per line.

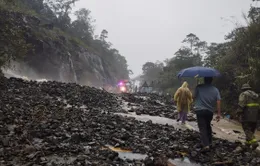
left=193, top=77, right=221, bottom=151
left=174, top=81, right=193, bottom=124
left=237, top=83, right=259, bottom=150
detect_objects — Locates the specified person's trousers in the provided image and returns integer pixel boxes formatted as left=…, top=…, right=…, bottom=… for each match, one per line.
left=179, top=111, right=187, bottom=123
left=196, top=110, right=213, bottom=147
left=242, top=122, right=257, bottom=142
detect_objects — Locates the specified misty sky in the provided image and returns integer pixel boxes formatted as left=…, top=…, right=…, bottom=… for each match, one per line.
left=73, top=0, right=255, bottom=77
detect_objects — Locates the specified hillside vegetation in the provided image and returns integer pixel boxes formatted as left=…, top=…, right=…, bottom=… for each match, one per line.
left=141, top=2, right=260, bottom=117
left=0, top=0, right=132, bottom=85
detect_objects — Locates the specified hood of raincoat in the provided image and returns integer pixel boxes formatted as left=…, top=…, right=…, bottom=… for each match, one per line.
left=181, top=81, right=188, bottom=88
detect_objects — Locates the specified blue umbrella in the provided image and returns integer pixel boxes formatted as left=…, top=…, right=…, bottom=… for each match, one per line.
left=177, top=66, right=221, bottom=78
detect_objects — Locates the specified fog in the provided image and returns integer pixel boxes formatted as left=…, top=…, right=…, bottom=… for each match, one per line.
left=73, top=0, right=253, bottom=77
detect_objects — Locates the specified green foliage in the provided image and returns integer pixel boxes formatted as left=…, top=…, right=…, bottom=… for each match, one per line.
left=70, top=8, right=95, bottom=45
left=204, top=5, right=260, bottom=115
left=141, top=33, right=204, bottom=92
left=0, top=0, right=131, bottom=80
left=141, top=4, right=260, bottom=117
left=0, top=9, right=32, bottom=68
left=141, top=61, right=163, bottom=86
left=45, top=0, right=78, bottom=15
left=0, top=0, right=38, bottom=16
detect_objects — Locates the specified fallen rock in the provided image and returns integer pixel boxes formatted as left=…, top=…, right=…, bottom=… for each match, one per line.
left=0, top=77, right=258, bottom=165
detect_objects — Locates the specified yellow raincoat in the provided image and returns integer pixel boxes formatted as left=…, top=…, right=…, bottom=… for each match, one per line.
left=174, top=81, right=193, bottom=112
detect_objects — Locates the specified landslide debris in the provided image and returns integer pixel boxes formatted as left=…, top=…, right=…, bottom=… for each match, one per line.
left=0, top=77, right=259, bottom=165
left=119, top=93, right=196, bottom=122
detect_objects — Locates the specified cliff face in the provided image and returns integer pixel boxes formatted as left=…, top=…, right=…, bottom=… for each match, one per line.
left=1, top=10, right=123, bottom=87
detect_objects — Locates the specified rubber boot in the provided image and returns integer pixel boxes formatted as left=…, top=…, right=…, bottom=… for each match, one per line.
left=252, top=142, right=259, bottom=150
left=245, top=139, right=259, bottom=150
left=250, top=139, right=259, bottom=150
left=201, top=146, right=210, bottom=153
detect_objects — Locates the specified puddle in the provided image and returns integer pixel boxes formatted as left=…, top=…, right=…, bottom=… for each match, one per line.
left=103, top=145, right=132, bottom=153
left=65, top=104, right=72, bottom=108
left=211, top=119, right=248, bottom=142
left=115, top=112, right=198, bottom=131
left=121, top=102, right=131, bottom=111
left=134, top=96, right=150, bottom=100
left=80, top=105, right=87, bottom=109
left=118, top=99, right=132, bottom=111
left=104, top=145, right=199, bottom=165
left=7, top=124, right=16, bottom=135
left=102, top=145, right=147, bottom=160
left=36, top=79, right=48, bottom=82
left=118, top=98, right=141, bottom=112
left=118, top=152, right=148, bottom=160
left=155, top=100, right=165, bottom=105
left=169, top=158, right=200, bottom=166
left=43, top=155, right=77, bottom=165
left=32, top=138, right=44, bottom=144
left=219, top=128, right=241, bottom=136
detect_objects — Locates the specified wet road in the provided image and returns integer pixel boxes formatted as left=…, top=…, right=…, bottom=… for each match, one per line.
left=118, top=95, right=260, bottom=143
left=115, top=112, right=198, bottom=130
left=115, top=112, right=260, bottom=145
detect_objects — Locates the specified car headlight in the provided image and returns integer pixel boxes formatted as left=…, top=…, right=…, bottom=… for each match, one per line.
left=120, top=86, right=126, bottom=92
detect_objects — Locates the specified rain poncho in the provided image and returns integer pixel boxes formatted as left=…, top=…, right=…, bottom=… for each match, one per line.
left=174, top=81, right=193, bottom=112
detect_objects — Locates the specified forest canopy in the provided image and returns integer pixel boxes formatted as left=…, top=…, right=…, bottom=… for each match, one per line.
left=140, top=3, right=260, bottom=115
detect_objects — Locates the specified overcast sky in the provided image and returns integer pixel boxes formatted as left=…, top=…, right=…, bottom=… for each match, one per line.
left=73, top=0, right=255, bottom=77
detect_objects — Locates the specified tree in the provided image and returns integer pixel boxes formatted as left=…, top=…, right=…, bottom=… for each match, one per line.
left=74, top=8, right=95, bottom=35
left=195, top=41, right=207, bottom=55
left=70, top=8, right=95, bottom=44
left=140, top=61, right=164, bottom=88
left=45, top=0, right=78, bottom=16
left=0, top=13, right=32, bottom=68
left=201, top=4, right=260, bottom=117
left=142, top=62, right=156, bottom=74
left=141, top=33, right=204, bottom=93
left=44, top=0, right=79, bottom=29
left=182, top=33, right=200, bottom=52
left=1, top=0, right=15, bottom=5
left=100, top=29, right=108, bottom=41
left=0, top=0, right=132, bottom=84
left=128, top=70, right=133, bottom=75
left=17, top=0, right=45, bottom=13
left=174, top=47, right=192, bottom=58
left=204, top=42, right=229, bottom=67
left=248, top=6, right=260, bottom=23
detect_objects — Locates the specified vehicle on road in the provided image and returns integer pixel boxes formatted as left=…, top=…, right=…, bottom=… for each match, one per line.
left=117, top=80, right=131, bottom=93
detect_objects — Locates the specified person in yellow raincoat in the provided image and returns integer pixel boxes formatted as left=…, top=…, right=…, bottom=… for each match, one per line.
left=174, top=81, right=193, bottom=124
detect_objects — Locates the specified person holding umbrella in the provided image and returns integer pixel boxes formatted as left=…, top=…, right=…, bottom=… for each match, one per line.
left=193, top=77, right=221, bottom=151
left=177, top=66, right=222, bottom=151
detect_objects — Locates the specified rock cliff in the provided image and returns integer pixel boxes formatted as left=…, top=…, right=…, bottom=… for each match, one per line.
left=0, top=8, right=127, bottom=87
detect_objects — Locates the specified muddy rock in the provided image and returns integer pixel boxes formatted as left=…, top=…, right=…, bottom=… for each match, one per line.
left=119, top=93, right=194, bottom=121
left=0, top=77, right=259, bottom=165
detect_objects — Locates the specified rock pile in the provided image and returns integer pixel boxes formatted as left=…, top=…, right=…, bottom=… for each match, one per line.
left=119, top=93, right=196, bottom=122
left=0, top=77, right=259, bottom=165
